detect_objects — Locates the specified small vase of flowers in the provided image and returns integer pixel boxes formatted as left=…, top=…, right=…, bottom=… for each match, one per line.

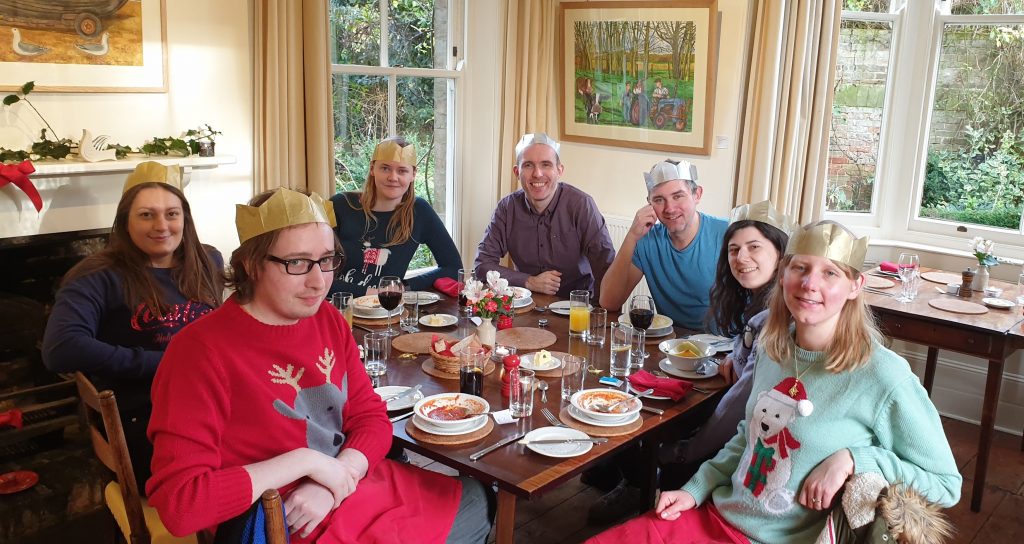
left=462, top=271, right=515, bottom=346
left=968, top=236, right=998, bottom=291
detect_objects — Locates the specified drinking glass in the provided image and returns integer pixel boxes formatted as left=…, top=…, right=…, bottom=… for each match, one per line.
left=895, top=253, right=920, bottom=303
left=628, top=295, right=656, bottom=358
left=363, top=332, right=389, bottom=379
left=401, top=292, right=420, bottom=332
left=509, top=368, right=536, bottom=417
left=1017, top=272, right=1024, bottom=306
left=560, top=354, right=585, bottom=401
left=377, top=276, right=404, bottom=337
left=587, top=308, right=607, bottom=346
left=457, top=269, right=472, bottom=316
left=629, top=327, right=646, bottom=373
left=609, top=322, right=634, bottom=377
left=459, top=347, right=486, bottom=397
left=568, top=290, right=591, bottom=337
left=330, top=292, right=353, bottom=323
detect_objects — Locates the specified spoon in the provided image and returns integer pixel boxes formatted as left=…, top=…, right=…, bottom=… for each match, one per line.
left=593, top=389, right=653, bottom=413
left=535, top=306, right=549, bottom=313
left=587, top=364, right=605, bottom=377
left=537, top=381, right=549, bottom=403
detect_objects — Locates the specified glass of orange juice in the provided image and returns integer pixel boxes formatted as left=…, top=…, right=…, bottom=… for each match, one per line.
left=568, top=290, right=590, bottom=337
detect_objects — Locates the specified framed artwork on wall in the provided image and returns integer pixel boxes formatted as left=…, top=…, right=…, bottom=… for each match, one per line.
left=0, top=0, right=168, bottom=93
left=558, top=1, right=718, bottom=155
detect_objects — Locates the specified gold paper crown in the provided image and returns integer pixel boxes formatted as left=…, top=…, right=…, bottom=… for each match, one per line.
left=644, top=159, right=698, bottom=192
left=729, top=200, right=796, bottom=235
left=122, top=161, right=184, bottom=194
left=371, top=138, right=417, bottom=166
left=786, top=220, right=869, bottom=269
left=235, top=188, right=337, bottom=244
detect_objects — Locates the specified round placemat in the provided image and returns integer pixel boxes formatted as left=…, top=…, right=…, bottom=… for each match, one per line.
left=495, top=327, right=557, bottom=351
left=421, top=358, right=496, bottom=380
left=514, top=300, right=537, bottom=315
left=406, top=417, right=494, bottom=445
left=352, top=309, right=407, bottom=327
left=392, top=332, right=441, bottom=354
left=558, top=407, right=643, bottom=437
left=928, top=298, right=988, bottom=315
left=920, top=271, right=962, bottom=286
left=865, top=275, right=897, bottom=289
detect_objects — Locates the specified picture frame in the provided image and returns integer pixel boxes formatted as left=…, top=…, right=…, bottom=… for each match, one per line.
left=558, top=1, right=718, bottom=155
left=0, top=0, right=168, bottom=93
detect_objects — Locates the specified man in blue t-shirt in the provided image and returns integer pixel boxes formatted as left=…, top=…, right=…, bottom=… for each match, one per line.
left=600, top=159, right=727, bottom=331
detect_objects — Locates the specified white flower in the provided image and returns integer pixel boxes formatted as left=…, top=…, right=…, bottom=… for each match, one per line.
left=462, top=278, right=486, bottom=303
left=484, top=270, right=512, bottom=297
left=983, top=239, right=994, bottom=255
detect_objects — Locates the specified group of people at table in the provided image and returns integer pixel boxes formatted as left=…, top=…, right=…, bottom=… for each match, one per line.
left=37, top=132, right=962, bottom=543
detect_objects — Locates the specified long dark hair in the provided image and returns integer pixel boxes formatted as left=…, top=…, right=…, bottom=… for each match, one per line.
left=63, top=182, right=223, bottom=316
left=705, top=220, right=789, bottom=335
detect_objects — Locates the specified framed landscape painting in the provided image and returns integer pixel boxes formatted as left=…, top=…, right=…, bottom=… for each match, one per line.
left=0, top=0, right=167, bottom=92
left=559, top=1, right=718, bottom=155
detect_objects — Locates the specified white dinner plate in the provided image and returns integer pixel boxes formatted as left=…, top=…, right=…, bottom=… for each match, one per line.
left=521, top=426, right=594, bottom=458
left=352, top=306, right=402, bottom=319
left=412, top=414, right=488, bottom=436
left=982, top=297, right=1015, bottom=309
left=420, top=314, right=458, bottom=327
left=520, top=352, right=561, bottom=371
left=658, top=358, right=719, bottom=380
left=626, top=382, right=671, bottom=400
left=548, top=300, right=592, bottom=316
left=512, top=286, right=533, bottom=300
left=404, top=291, right=441, bottom=305
left=374, top=386, right=424, bottom=411
left=513, top=296, right=534, bottom=309
left=686, top=334, right=734, bottom=353
left=567, top=404, right=640, bottom=427
left=617, top=313, right=674, bottom=337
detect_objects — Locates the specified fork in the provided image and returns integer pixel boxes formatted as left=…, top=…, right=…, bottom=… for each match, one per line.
left=541, top=407, right=570, bottom=428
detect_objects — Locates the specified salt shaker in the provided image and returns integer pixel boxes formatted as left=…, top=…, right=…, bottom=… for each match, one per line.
left=960, top=268, right=975, bottom=298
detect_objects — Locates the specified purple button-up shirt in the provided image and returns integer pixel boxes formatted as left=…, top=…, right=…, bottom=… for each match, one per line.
left=473, top=183, right=616, bottom=299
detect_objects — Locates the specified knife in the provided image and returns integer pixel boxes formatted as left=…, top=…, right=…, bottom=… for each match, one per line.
left=641, top=406, right=664, bottom=415
left=383, top=384, right=423, bottom=404
left=518, top=438, right=609, bottom=445
left=389, top=411, right=415, bottom=423
left=469, top=431, right=528, bottom=461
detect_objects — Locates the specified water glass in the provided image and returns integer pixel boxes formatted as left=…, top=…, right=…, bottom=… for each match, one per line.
left=560, top=354, right=585, bottom=401
left=510, top=368, right=536, bottom=417
left=460, top=347, right=486, bottom=397
left=401, top=293, right=420, bottom=331
left=587, top=308, right=607, bottom=346
left=330, top=292, right=353, bottom=323
left=1017, top=273, right=1024, bottom=306
left=609, top=322, right=634, bottom=377
left=457, top=268, right=472, bottom=316
left=568, top=290, right=590, bottom=337
left=362, top=332, right=390, bottom=378
left=629, top=327, right=646, bottom=372
left=896, top=253, right=920, bottom=303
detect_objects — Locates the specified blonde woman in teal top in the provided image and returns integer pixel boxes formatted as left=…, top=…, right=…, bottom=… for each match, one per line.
left=588, top=221, right=961, bottom=544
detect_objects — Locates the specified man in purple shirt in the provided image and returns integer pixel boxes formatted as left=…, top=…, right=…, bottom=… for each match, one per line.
left=474, top=133, right=615, bottom=299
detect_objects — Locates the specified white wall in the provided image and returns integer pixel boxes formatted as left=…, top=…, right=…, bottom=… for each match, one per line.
left=0, top=0, right=253, bottom=258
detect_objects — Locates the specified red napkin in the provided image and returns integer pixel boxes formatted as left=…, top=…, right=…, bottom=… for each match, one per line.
left=434, top=277, right=461, bottom=298
left=0, top=409, right=23, bottom=430
left=627, top=370, right=692, bottom=401
left=879, top=261, right=898, bottom=273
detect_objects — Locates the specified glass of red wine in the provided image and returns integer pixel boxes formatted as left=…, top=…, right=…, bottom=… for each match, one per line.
left=377, top=276, right=404, bottom=337
left=628, top=295, right=656, bottom=358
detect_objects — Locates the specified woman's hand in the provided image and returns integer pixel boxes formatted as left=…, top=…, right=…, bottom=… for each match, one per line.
left=309, top=454, right=361, bottom=508
left=799, top=449, right=855, bottom=511
left=720, top=357, right=737, bottom=385
left=655, top=490, right=696, bottom=520
left=284, top=480, right=335, bottom=539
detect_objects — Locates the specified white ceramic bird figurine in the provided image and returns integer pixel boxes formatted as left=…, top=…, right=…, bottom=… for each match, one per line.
left=75, top=32, right=109, bottom=57
left=79, top=129, right=118, bottom=162
left=11, top=28, right=49, bottom=57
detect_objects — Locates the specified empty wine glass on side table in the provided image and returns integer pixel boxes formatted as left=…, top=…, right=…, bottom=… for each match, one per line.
left=377, top=276, right=404, bottom=337
left=628, top=294, right=656, bottom=358
left=895, top=253, right=920, bottom=303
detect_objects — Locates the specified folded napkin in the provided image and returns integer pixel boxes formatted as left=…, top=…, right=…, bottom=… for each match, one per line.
left=434, top=277, right=461, bottom=297
left=879, top=261, right=898, bottom=273
left=628, top=370, right=692, bottom=401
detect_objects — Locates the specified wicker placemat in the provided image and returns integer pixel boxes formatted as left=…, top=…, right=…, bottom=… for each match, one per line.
left=928, top=298, right=988, bottom=315
left=558, top=407, right=643, bottom=437
left=920, top=271, right=962, bottom=285
left=514, top=300, right=536, bottom=315
left=495, top=327, right=557, bottom=351
left=405, top=417, right=495, bottom=445
left=352, top=309, right=407, bottom=327
left=421, top=359, right=496, bottom=380
left=865, top=275, right=897, bottom=289
left=392, top=332, right=441, bottom=354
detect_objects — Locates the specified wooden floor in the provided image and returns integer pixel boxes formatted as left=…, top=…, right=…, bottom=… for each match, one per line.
left=410, top=417, right=1024, bottom=544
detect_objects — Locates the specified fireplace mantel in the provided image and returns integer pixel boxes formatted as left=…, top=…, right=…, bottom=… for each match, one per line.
left=30, top=154, right=236, bottom=184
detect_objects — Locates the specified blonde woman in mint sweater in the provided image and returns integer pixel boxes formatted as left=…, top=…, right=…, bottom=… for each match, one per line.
left=588, top=221, right=961, bottom=544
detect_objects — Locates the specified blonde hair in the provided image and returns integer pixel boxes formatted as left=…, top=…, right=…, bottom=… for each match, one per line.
left=354, top=137, right=417, bottom=246
left=760, top=254, right=883, bottom=373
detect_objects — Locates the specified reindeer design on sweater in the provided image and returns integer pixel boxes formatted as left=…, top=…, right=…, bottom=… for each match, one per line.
left=268, top=348, right=349, bottom=456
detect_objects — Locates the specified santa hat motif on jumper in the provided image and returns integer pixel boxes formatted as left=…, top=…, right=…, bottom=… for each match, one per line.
left=768, top=376, right=814, bottom=417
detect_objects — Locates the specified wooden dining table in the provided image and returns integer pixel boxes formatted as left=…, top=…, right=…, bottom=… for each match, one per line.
left=350, top=292, right=727, bottom=544
left=862, top=267, right=1024, bottom=512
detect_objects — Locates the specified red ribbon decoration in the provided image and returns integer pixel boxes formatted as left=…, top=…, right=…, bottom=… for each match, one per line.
left=0, top=160, right=42, bottom=212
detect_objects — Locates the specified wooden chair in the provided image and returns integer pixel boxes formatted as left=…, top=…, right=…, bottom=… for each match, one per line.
left=75, top=372, right=198, bottom=544
left=260, top=489, right=288, bottom=544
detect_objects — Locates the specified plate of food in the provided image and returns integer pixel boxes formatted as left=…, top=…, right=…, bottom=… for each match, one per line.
left=566, top=404, right=640, bottom=427
left=520, top=350, right=560, bottom=371
left=420, top=314, right=458, bottom=327
left=352, top=295, right=402, bottom=319
left=570, top=388, right=642, bottom=422
left=413, top=393, right=490, bottom=430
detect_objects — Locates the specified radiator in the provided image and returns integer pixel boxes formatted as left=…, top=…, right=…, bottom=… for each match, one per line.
left=604, top=214, right=651, bottom=311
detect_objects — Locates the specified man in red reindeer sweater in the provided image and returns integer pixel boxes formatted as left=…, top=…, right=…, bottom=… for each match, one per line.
left=146, top=188, right=492, bottom=543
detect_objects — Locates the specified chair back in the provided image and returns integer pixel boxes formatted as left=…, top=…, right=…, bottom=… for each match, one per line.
left=260, top=489, right=287, bottom=544
left=75, top=372, right=152, bottom=544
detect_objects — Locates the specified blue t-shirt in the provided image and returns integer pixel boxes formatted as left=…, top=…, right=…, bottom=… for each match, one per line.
left=631, top=212, right=728, bottom=330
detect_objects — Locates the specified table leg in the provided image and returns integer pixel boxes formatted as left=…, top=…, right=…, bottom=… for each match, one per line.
left=496, top=489, right=517, bottom=544
left=972, top=358, right=1005, bottom=512
left=923, top=347, right=939, bottom=396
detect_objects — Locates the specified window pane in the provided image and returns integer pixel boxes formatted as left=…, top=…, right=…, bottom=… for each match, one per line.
left=333, top=74, right=388, bottom=193
left=949, top=0, right=1024, bottom=15
left=920, top=23, right=1024, bottom=230
left=331, top=0, right=381, bottom=66
left=397, top=77, right=452, bottom=226
left=389, top=0, right=449, bottom=69
left=826, top=20, right=893, bottom=213
left=842, top=0, right=892, bottom=13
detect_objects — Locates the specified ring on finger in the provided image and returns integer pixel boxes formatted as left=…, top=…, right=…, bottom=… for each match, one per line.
left=812, top=498, right=821, bottom=504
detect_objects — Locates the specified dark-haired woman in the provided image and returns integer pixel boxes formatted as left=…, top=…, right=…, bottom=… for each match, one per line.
left=330, top=137, right=461, bottom=296
left=43, top=163, right=223, bottom=487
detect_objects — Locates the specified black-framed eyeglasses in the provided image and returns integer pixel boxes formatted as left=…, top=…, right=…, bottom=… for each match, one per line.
left=267, top=254, right=344, bottom=275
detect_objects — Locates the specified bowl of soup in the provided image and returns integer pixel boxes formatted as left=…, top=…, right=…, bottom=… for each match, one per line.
left=570, top=388, right=642, bottom=421
left=659, top=339, right=713, bottom=371
left=413, top=393, right=489, bottom=429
